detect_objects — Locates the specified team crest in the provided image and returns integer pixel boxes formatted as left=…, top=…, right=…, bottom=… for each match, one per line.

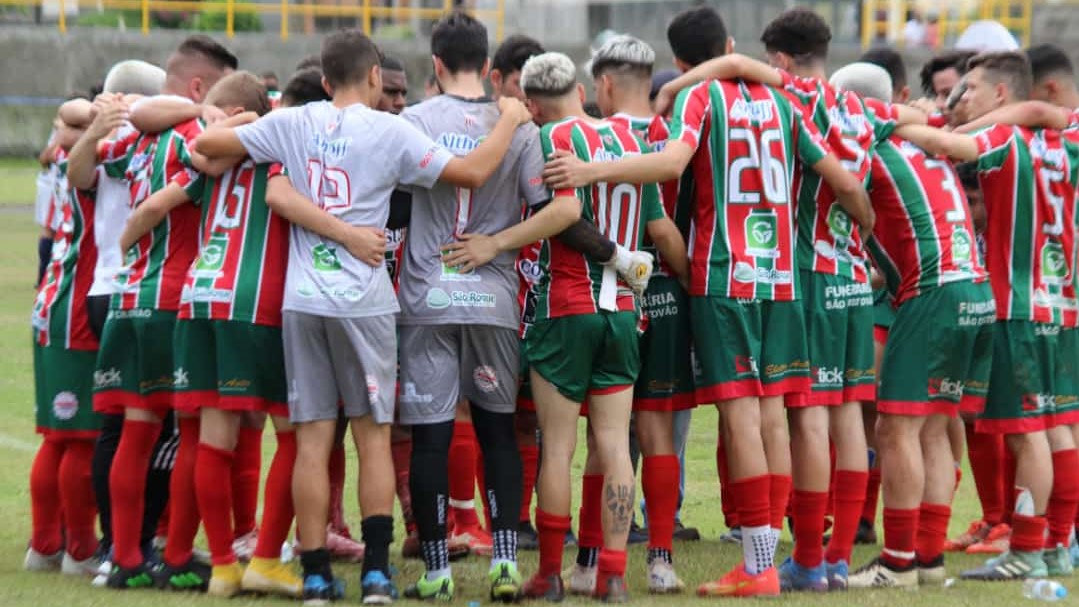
left=52, top=391, right=78, bottom=421
left=473, top=365, right=499, bottom=393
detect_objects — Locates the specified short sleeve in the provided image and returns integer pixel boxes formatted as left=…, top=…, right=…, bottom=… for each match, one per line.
left=863, top=98, right=899, bottom=143
left=974, top=124, right=1015, bottom=172
left=268, top=162, right=285, bottom=179
left=539, top=122, right=577, bottom=199
left=793, top=106, right=830, bottom=167
left=668, top=83, right=711, bottom=151
left=169, top=121, right=205, bottom=200
left=927, top=113, right=949, bottom=129
left=235, top=109, right=296, bottom=164
left=780, top=70, right=819, bottom=100
left=100, top=130, right=139, bottom=179
left=390, top=117, right=454, bottom=189
left=517, top=133, right=550, bottom=208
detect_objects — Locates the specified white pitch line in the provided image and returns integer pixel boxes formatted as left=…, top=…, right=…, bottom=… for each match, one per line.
left=0, top=432, right=38, bottom=452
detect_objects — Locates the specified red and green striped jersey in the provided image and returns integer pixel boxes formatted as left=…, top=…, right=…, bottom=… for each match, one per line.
left=100, top=118, right=204, bottom=311
left=179, top=161, right=288, bottom=327
left=32, top=151, right=99, bottom=351
left=668, top=79, right=830, bottom=300
left=866, top=136, right=987, bottom=305
left=535, top=117, right=663, bottom=319
left=780, top=72, right=898, bottom=283
left=974, top=124, right=1079, bottom=324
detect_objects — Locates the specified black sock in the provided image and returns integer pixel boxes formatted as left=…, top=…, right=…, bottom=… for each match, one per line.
left=37, top=236, right=51, bottom=286
left=647, top=548, right=673, bottom=565
left=141, top=412, right=176, bottom=545
left=361, top=515, right=394, bottom=576
left=92, top=413, right=123, bottom=547
left=577, top=547, right=599, bottom=568
left=300, top=548, right=333, bottom=579
left=409, top=421, right=454, bottom=574
left=471, top=405, right=522, bottom=564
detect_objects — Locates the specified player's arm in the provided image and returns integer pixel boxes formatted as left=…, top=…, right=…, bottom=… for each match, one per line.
left=654, top=54, right=782, bottom=115
left=189, top=113, right=258, bottom=177
left=119, top=183, right=191, bottom=251
left=544, top=141, right=695, bottom=189
left=58, top=98, right=95, bottom=129
left=896, top=124, right=979, bottom=161
left=264, top=174, right=386, bottom=267
left=193, top=127, right=249, bottom=160
left=66, top=98, right=129, bottom=190
left=953, top=101, right=1072, bottom=134
left=128, top=97, right=226, bottom=134
left=441, top=195, right=581, bottom=273
left=647, top=216, right=688, bottom=280
left=812, top=154, right=874, bottom=231
left=436, top=97, right=534, bottom=189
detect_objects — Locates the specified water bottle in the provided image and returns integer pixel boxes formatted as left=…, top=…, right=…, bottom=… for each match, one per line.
left=1023, top=579, right=1067, bottom=601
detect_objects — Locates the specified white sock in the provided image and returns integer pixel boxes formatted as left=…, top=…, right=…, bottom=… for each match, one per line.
left=426, top=566, right=451, bottom=582
left=742, top=525, right=776, bottom=575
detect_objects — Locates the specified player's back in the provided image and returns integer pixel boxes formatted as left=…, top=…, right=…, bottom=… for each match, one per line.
left=397, top=95, right=547, bottom=329
left=867, top=136, right=986, bottom=304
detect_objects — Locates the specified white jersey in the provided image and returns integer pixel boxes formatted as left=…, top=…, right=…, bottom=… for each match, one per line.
left=89, top=124, right=136, bottom=297
left=34, top=129, right=58, bottom=227
left=235, top=100, right=453, bottom=318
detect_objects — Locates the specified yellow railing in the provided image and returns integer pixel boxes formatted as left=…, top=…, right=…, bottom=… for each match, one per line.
left=861, top=0, right=1033, bottom=49
left=0, top=0, right=505, bottom=41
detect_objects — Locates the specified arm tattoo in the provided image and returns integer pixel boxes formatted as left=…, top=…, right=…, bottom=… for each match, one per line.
left=605, top=483, right=635, bottom=535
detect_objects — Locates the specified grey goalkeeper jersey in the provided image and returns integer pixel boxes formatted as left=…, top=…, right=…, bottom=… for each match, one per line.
left=398, top=95, right=549, bottom=329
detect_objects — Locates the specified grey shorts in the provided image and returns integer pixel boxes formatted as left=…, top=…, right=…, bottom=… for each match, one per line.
left=397, top=324, right=519, bottom=425
left=282, top=311, right=397, bottom=425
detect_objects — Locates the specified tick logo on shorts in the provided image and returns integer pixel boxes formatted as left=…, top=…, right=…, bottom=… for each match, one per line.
left=173, top=367, right=190, bottom=389
left=398, top=382, right=434, bottom=404
left=928, top=377, right=963, bottom=399
left=1022, top=393, right=1056, bottom=413
left=473, top=366, right=500, bottom=393
left=94, top=367, right=122, bottom=389
left=735, top=355, right=759, bottom=377
left=814, top=366, right=843, bottom=387
left=52, top=391, right=78, bottom=421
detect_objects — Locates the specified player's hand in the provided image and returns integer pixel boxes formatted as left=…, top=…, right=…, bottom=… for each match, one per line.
left=87, top=99, right=129, bottom=141
left=342, top=226, right=387, bottom=267
left=654, top=82, right=680, bottom=117
left=543, top=149, right=592, bottom=189
left=497, top=96, right=533, bottom=126
left=89, top=92, right=119, bottom=121
left=909, top=97, right=937, bottom=115
left=441, top=234, right=499, bottom=273
left=202, top=104, right=229, bottom=127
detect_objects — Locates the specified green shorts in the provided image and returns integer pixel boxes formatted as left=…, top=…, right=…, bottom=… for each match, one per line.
left=93, top=308, right=177, bottom=417
left=877, top=280, right=995, bottom=418
left=34, top=342, right=101, bottom=438
left=1054, top=328, right=1079, bottom=426
left=873, top=288, right=896, bottom=329
left=525, top=311, right=640, bottom=404
left=690, top=296, right=809, bottom=403
left=635, top=277, right=695, bottom=412
left=788, top=272, right=875, bottom=407
left=517, top=344, right=535, bottom=412
left=977, top=320, right=1063, bottom=434
left=172, top=318, right=288, bottom=417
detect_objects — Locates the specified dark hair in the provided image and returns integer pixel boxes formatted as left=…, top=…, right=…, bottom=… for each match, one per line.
left=296, top=54, right=321, bottom=71
left=667, top=6, right=728, bottom=67
left=1026, top=43, right=1074, bottom=83
left=89, top=82, right=105, bottom=98
left=176, top=35, right=238, bottom=71
left=760, top=7, right=832, bottom=64
left=955, top=161, right=979, bottom=190
left=583, top=101, right=603, bottom=119
left=431, top=11, right=488, bottom=74
left=492, top=34, right=544, bottom=75
left=919, top=50, right=976, bottom=96
left=320, top=29, right=383, bottom=89
left=380, top=55, right=405, bottom=73
left=968, top=51, right=1033, bottom=101
left=281, top=67, right=331, bottom=107
left=859, top=47, right=907, bottom=92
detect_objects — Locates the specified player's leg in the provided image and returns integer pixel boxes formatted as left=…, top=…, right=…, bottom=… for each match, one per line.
left=27, top=434, right=65, bottom=570
left=195, top=406, right=242, bottom=594
left=392, top=422, right=419, bottom=558
left=588, top=386, right=635, bottom=601
left=231, top=412, right=264, bottom=556
left=915, top=413, right=955, bottom=585
left=823, top=401, right=869, bottom=587
left=58, top=437, right=99, bottom=573
left=1045, top=426, right=1079, bottom=576
left=449, top=400, right=492, bottom=555
left=568, top=429, right=602, bottom=595
left=515, top=408, right=540, bottom=548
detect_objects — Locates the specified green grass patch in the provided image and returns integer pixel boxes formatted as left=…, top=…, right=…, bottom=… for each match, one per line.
left=0, top=157, right=41, bottom=207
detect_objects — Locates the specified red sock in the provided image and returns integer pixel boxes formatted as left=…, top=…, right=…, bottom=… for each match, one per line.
left=578, top=474, right=604, bottom=550
left=643, top=455, right=679, bottom=552
left=967, top=429, right=1004, bottom=525
left=519, top=444, right=539, bottom=524
left=825, top=470, right=868, bottom=564
left=1011, top=513, right=1048, bottom=552
left=110, top=419, right=161, bottom=568
left=915, top=502, right=951, bottom=565
left=1002, top=446, right=1018, bottom=525
left=536, top=509, right=571, bottom=576
left=769, top=474, right=792, bottom=530
left=733, top=475, right=771, bottom=528
left=231, top=425, right=262, bottom=538
left=196, top=443, right=236, bottom=565
left=862, top=467, right=882, bottom=525
left=1046, top=449, right=1079, bottom=548
left=391, top=437, right=415, bottom=534
left=58, top=440, right=98, bottom=560
left=30, top=438, right=65, bottom=556
left=328, top=444, right=347, bottom=533
left=596, top=548, right=628, bottom=596
left=880, top=507, right=917, bottom=569
left=717, top=439, right=740, bottom=528
left=791, top=490, right=828, bottom=568
left=449, top=421, right=479, bottom=529
left=254, top=431, right=296, bottom=560
left=164, top=417, right=201, bottom=568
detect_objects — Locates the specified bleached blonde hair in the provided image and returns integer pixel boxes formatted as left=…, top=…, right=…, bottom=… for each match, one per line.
left=103, top=60, right=166, bottom=96
left=829, top=62, right=893, bottom=102
left=521, top=52, right=578, bottom=97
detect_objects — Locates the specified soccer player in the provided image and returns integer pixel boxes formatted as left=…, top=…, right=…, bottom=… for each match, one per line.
left=25, top=105, right=102, bottom=578
left=569, top=34, right=692, bottom=594
left=920, top=50, right=978, bottom=110
left=543, top=6, right=871, bottom=596
left=830, top=61, right=998, bottom=589
left=193, top=29, right=534, bottom=603
left=379, top=55, right=409, bottom=114
left=898, top=51, right=1079, bottom=580
left=65, top=35, right=238, bottom=591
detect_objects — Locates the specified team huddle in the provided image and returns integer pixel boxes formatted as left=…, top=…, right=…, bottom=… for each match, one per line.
left=23, top=2, right=1079, bottom=605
